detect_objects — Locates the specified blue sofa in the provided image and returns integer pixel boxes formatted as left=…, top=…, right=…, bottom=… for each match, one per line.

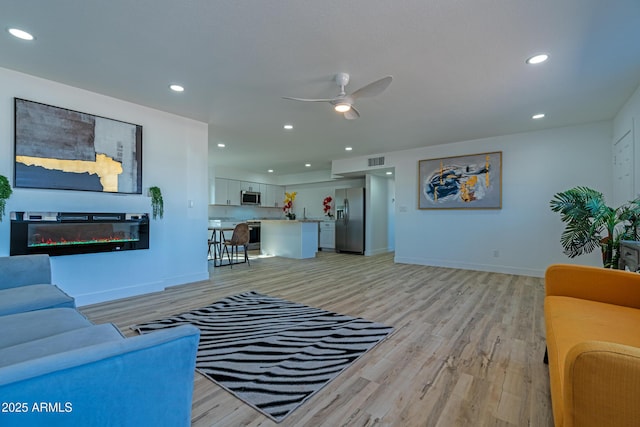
left=0, top=255, right=200, bottom=427
left=0, top=254, right=75, bottom=315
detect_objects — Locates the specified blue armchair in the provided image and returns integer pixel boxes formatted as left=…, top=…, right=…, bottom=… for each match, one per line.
left=0, top=323, right=200, bottom=426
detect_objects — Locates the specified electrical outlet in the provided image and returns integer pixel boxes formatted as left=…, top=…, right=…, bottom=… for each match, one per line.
left=493, top=250, right=500, bottom=258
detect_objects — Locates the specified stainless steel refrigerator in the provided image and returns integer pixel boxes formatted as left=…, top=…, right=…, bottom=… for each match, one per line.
left=335, top=187, right=365, bottom=254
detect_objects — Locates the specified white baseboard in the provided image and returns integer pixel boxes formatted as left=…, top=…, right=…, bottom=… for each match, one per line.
left=161, top=271, right=209, bottom=288
left=365, top=247, right=394, bottom=256
left=76, top=271, right=209, bottom=307
left=75, top=281, right=165, bottom=307
left=393, top=256, right=545, bottom=278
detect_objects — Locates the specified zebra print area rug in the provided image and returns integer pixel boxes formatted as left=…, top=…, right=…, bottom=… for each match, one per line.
left=134, top=291, right=393, bottom=422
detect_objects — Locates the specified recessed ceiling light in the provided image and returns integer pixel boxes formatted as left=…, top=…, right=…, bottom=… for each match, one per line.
left=283, top=124, right=293, bottom=130
left=217, top=143, right=225, bottom=148
left=8, top=28, right=34, bottom=41
left=345, top=146, right=353, bottom=151
left=526, top=54, right=549, bottom=65
left=268, top=169, right=274, bottom=173
left=386, top=171, right=393, bottom=175
left=169, top=84, right=184, bottom=92
left=532, top=113, right=546, bottom=119
left=305, top=163, right=311, bottom=167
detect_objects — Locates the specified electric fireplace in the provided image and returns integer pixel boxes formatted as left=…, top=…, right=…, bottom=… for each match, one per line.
left=10, top=212, right=149, bottom=256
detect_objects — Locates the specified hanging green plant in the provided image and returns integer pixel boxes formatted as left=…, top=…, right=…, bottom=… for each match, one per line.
left=0, top=175, right=12, bottom=222
left=148, top=186, right=164, bottom=220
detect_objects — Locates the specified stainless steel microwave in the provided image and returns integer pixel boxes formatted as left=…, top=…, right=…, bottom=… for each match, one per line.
left=241, top=191, right=261, bottom=205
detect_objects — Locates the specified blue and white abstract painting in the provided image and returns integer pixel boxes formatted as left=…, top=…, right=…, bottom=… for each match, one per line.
left=419, top=152, right=502, bottom=209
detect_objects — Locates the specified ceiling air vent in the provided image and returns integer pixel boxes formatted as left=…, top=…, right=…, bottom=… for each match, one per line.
left=368, top=156, right=385, bottom=167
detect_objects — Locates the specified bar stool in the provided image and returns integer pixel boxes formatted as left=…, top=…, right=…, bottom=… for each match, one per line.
left=221, top=223, right=250, bottom=267
left=207, top=229, right=216, bottom=259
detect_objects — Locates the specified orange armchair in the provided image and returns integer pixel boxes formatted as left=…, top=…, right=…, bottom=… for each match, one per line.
left=545, top=264, right=640, bottom=427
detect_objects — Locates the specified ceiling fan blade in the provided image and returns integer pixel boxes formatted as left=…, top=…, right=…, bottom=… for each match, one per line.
left=343, top=106, right=360, bottom=120
left=350, top=76, right=393, bottom=99
left=282, top=96, right=335, bottom=102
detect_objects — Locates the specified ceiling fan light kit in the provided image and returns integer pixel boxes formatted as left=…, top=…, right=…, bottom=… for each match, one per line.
left=526, top=53, right=549, bottom=65
left=283, top=72, right=392, bottom=120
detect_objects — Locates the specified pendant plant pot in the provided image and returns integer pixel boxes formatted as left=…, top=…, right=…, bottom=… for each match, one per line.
left=149, top=186, right=164, bottom=220
left=0, top=175, right=12, bottom=222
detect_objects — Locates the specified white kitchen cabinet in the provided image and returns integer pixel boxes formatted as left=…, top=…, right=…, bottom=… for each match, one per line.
left=275, top=185, right=285, bottom=207
left=227, top=180, right=241, bottom=205
left=214, top=178, right=241, bottom=205
left=319, top=220, right=335, bottom=250
left=258, top=183, right=266, bottom=204
left=263, top=184, right=285, bottom=208
left=214, top=178, right=227, bottom=205
left=240, top=181, right=260, bottom=193
left=262, top=184, right=273, bottom=207
left=258, top=183, right=271, bottom=207
left=214, top=178, right=282, bottom=207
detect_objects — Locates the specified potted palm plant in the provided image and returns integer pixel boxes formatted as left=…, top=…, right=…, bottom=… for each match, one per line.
left=550, top=186, right=640, bottom=268
left=0, top=174, right=12, bottom=222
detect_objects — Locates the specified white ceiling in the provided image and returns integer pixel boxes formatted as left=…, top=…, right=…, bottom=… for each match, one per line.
left=2, top=1, right=640, bottom=176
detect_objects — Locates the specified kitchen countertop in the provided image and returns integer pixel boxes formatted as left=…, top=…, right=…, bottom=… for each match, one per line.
left=209, top=218, right=329, bottom=227
left=260, top=219, right=322, bottom=222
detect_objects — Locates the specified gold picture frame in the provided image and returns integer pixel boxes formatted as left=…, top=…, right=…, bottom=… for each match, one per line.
left=418, top=151, right=502, bottom=209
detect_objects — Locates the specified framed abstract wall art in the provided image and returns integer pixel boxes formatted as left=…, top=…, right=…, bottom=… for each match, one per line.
left=418, top=151, right=502, bottom=209
left=14, top=98, right=143, bottom=194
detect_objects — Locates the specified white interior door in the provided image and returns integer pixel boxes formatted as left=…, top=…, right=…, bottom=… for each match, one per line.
left=613, top=130, right=633, bottom=207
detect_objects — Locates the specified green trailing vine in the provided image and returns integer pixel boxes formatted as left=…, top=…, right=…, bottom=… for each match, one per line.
left=149, top=186, right=164, bottom=220
left=0, top=175, right=12, bottom=222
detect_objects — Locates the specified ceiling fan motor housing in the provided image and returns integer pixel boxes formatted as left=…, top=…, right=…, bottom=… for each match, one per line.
left=335, top=72, right=350, bottom=89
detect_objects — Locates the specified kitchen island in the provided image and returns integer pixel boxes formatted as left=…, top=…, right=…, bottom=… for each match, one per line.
left=260, top=220, right=320, bottom=259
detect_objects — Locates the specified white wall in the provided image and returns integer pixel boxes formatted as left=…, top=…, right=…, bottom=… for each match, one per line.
left=387, top=177, right=396, bottom=251
left=277, top=170, right=337, bottom=186
left=209, top=165, right=337, bottom=201
left=211, top=165, right=279, bottom=186
left=365, top=174, right=391, bottom=255
left=333, top=121, right=613, bottom=276
left=284, top=178, right=365, bottom=219
left=0, top=67, right=210, bottom=305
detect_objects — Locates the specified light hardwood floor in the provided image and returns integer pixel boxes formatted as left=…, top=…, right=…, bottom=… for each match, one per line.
left=80, top=251, right=553, bottom=426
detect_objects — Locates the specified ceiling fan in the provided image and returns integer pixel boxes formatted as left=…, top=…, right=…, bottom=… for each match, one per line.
left=283, top=73, right=392, bottom=120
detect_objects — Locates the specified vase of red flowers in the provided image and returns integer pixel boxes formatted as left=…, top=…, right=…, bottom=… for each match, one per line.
left=323, top=196, right=333, bottom=218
